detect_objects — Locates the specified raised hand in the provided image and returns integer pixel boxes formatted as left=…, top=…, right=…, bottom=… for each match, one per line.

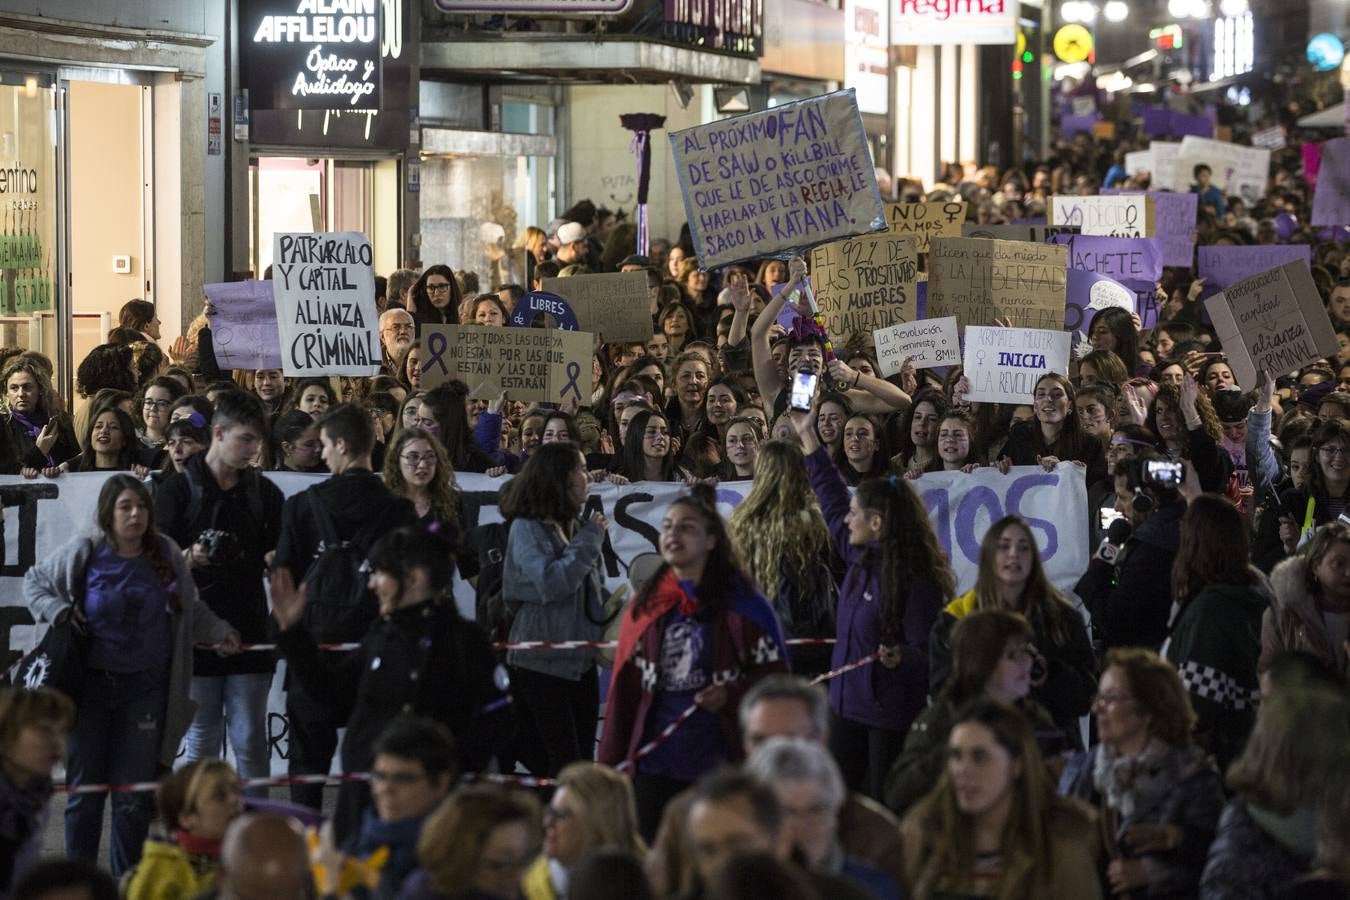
left=269, top=568, right=308, bottom=631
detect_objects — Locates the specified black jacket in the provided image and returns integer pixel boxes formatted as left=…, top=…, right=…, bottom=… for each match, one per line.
left=272, top=469, right=417, bottom=583
left=1075, top=500, right=1185, bottom=651
left=1001, top=420, right=1107, bottom=486
left=154, top=454, right=284, bottom=675
left=0, top=413, right=79, bottom=473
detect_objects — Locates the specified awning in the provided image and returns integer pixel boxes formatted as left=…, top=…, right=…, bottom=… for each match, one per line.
left=420, top=35, right=760, bottom=85
left=1299, top=103, right=1346, bottom=128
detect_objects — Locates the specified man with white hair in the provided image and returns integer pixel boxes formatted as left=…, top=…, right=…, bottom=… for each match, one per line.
left=378, top=307, right=415, bottom=374
left=747, top=738, right=900, bottom=900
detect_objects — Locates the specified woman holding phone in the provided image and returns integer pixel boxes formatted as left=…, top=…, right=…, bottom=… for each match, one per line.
left=1, top=358, right=79, bottom=474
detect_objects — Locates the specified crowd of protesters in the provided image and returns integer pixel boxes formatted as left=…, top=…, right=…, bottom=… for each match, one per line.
left=1, top=113, right=1350, bottom=900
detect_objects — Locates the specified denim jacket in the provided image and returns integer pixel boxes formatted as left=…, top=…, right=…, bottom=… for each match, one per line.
left=502, top=517, right=606, bottom=680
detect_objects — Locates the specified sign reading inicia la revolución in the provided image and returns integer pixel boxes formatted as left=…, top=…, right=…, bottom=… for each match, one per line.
left=892, top=0, right=1018, bottom=45
left=242, top=0, right=382, bottom=110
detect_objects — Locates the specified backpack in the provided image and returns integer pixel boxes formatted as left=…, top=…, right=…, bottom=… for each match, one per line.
left=299, top=489, right=380, bottom=644
left=466, top=521, right=513, bottom=646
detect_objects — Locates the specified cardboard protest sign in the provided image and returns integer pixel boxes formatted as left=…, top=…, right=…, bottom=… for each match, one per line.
left=1050, top=195, right=1155, bottom=237
left=271, top=232, right=379, bottom=376
left=1311, top=137, right=1350, bottom=227
left=1176, top=136, right=1271, bottom=204
left=540, top=272, right=651, bottom=343
left=884, top=201, right=966, bottom=254
left=1252, top=126, right=1286, bottom=151
left=927, top=238, right=1067, bottom=332
left=807, top=235, right=918, bottom=339
left=961, top=326, right=1072, bottom=403
left=670, top=89, right=885, bottom=269
left=873, top=316, right=959, bottom=375
left=1204, top=261, right=1338, bottom=386
left=1197, top=244, right=1311, bottom=290
left=205, top=280, right=281, bottom=370
left=420, top=324, right=594, bottom=406
left=962, top=223, right=1080, bottom=243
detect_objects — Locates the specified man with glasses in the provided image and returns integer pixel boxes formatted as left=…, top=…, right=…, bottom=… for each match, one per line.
left=272, top=405, right=417, bottom=811
left=378, top=308, right=416, bottom=376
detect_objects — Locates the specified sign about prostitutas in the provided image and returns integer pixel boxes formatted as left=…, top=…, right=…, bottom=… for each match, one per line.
left=670, top=89, right=885, bottom=269
left=272, top=231, right=380, bottom=377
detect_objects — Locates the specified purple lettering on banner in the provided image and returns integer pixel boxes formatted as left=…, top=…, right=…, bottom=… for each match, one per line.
left=1061, top=115, right=1097, bottom=138
left=1066, top=235, right=1163, bottom=284
left=1197, top=244, right=1313, bottom=290
left=1311, top=137, right=1350, bottom=227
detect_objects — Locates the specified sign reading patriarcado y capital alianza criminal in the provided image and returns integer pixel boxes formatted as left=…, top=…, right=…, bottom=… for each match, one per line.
left=242, top=0, right=382, bottom=111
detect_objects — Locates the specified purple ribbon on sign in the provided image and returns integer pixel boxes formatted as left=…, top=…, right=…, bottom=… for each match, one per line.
left=561, top=361, right=582, bottom=403
left=424, top=332, right=450, bottom=377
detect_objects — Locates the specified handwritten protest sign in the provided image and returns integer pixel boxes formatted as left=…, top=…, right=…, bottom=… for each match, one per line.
left=1065, top=269, right=1135, bottom=338
left=271, top=232, right=379, bottom=376
left=927, top=237, right=1067, bottom=332
left=540, top=272, right=651, bottom=342
left=807, top=235, right=917, bottom=339
left=1065, top=236, right=1163, bottom=287
left=885, top=201, right=967, bottom=253
left=1050, top=195, right=1155, bottom=237
left=1252, top=126, right=1286, bottom=151
left=1204, top=261, right=1338, bottom=386
left=1197, top=244, right=1311, bottom=290
left=873, top=316, right=959, bottom=375
left=205, top=280, right=281, bottom=370
left=420, top=324, right=593, bottom=406
left=1311, top=137, right=1350, bottom=226
left=961, top=326, right=1072, bottom=403
left=962, top=223, right=1080, bottom=243
left=1125, top=142, right=1181, bottom=190
left=1104, top=190, right=1197, bottom=267
left=1176, top=136, right=1271, bottom=203
left=670, top=89, right=885, bottom=269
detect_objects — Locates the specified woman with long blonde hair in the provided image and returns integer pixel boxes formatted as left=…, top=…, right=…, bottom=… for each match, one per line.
left=727, top=441, right=836, bottom=676
left=900, top=700, right=1101, bottom=900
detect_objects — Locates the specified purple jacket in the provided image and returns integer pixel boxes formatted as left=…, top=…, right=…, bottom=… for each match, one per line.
left=806, top=447, right=939, bottom=732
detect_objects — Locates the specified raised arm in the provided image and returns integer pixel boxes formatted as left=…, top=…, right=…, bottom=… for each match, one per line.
left=751, top=257, right=807, bottom=407
left=826, top=358, right=912, bottom=414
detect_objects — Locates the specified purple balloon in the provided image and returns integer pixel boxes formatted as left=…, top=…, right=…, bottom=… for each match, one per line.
left=1274, top=212, right=1298, bottom=242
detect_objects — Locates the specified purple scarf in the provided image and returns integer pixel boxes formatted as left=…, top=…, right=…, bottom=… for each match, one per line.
left=11, top=408, right=53, bottom=466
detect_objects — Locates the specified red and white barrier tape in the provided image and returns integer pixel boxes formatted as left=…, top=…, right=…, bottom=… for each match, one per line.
left=59, top=772, right=371, bottom=796
left=808, top=652, right=878, bottom=687
left=226, top=638, right=838, bottom=653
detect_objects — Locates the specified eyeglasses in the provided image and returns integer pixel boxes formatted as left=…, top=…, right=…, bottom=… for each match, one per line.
left=1320, top=446, right=1349, bottom=459
left=400, top=452, right=437, bottom=466
left=384, top=324, right=415, bottom=334
left=142, top=398, right=172, bottom=409
left=426, top=282, right=452, bottom=294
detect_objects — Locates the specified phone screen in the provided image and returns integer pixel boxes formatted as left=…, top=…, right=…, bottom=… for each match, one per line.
left=1145, top=459, right=1184, bottom=487
left=789, top=370, right=819, bottom=411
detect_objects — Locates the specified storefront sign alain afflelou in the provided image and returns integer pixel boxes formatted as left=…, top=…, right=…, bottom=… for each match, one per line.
left=241, top=0, right=383, bottom=110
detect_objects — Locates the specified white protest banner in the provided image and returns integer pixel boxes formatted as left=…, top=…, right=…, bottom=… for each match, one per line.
left=961, top=325, right=1071, bottom=403
left=540, top=271, right=652, bottom=343
left=420, top=324, right=594, bottom=406
left=807, top=234, right=918, bottom=340
left=873, top=316, right=959, bottom=374
left=885, top=201, right=967, bottom=254
left=204, top=280, right=282, bottom=370
left=1176, top=136, right=1271, bottom=203
left=1050, top=195, right=1155, bottom=237
left=1203, top=261, right=1339, bottom=386
left=670, top=89, right=886, bottom=269
left=271, top=232, right=380, bottom=376
left=1, top=463, right=1086, bottom=773
left=927, top=237, right=1067, bottom=332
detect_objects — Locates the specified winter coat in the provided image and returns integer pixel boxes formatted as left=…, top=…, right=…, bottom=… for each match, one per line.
left=597, top=570, right=787, bottom=768
left=1199, top=797, right=1317, bottom=900
left=154, top=454, right=284, bottom=676
left=0, top=769, right=51, bottom=896
left=1262, top=556, right=1348, bottom=681
left=806, top=446, right=940, bottom=732
left=1252, top=486, right=1350, bottom=575
left=1060, top=743, right=1225, bottom=899
left=1002, top=419, right=1108, bottom=486
left=24, top=532, right=234, bottom=767
left=1165, top=581, right=1268, bottom=771
left=272, top=469, right=418, bottom=583
left=1075, top=500, right=1185, bottom=651
left=0, top=410, right=79, bottom=473
left=899, top=794, right=1103, bottom=899
left=124, top=838, right=218, bottom=900
left=930, top=590, right=1097, bottom=748
left=502, top=517, right=607, bottom=681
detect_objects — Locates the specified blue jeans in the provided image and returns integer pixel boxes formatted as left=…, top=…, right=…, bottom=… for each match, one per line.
left=182, top=673, right=273, bottom=796
left=65, top=669, right=167, bottom=876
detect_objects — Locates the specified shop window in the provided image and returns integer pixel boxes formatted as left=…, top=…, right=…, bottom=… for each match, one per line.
left=0, top=76, right=57, bottom=363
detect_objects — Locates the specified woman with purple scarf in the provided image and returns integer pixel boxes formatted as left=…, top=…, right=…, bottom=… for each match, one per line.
left=0, top=357, right=79, bottom=474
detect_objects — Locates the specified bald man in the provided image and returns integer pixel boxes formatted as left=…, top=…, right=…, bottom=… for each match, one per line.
left=216, top=814, right=312, bottom=900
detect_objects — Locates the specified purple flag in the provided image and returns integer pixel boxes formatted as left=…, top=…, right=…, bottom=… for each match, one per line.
left=1061, top=115, right=1097, bottom=138
left=1311, top=137, right=1350, bottom=227
left=1197, top=245, right=1313, bottom=290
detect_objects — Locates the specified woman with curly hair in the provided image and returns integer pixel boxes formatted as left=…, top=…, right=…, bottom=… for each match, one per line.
left=383, top=427, right=462, bottom=536
left=1142, top=376, right=1232, bottom=493
left=0, top=357, right=79, bottom=474
left=727, top=440, right=837, bottom=676
left=283, top=377, right=337, bottom=419
left=794, top=402, right=955, bottom=799
left=73, top=344, right=137, bottom=446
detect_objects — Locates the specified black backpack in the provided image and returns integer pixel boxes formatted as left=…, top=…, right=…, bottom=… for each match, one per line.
left=300, top=490, right=379, bottom=644
left=466, top=520, right=513, bottom=646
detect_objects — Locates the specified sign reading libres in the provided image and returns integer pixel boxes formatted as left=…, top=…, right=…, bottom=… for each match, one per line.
left=242, top=0, right=382, bottom=110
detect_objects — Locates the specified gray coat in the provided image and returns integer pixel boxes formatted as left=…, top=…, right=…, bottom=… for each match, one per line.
left=24, top=532, right=235, bottom=767
left=502, top=517, right=606, bottom=680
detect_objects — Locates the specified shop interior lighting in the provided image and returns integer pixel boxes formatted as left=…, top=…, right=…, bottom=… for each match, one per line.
left=1103, top=1, right=1129, bottom=21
